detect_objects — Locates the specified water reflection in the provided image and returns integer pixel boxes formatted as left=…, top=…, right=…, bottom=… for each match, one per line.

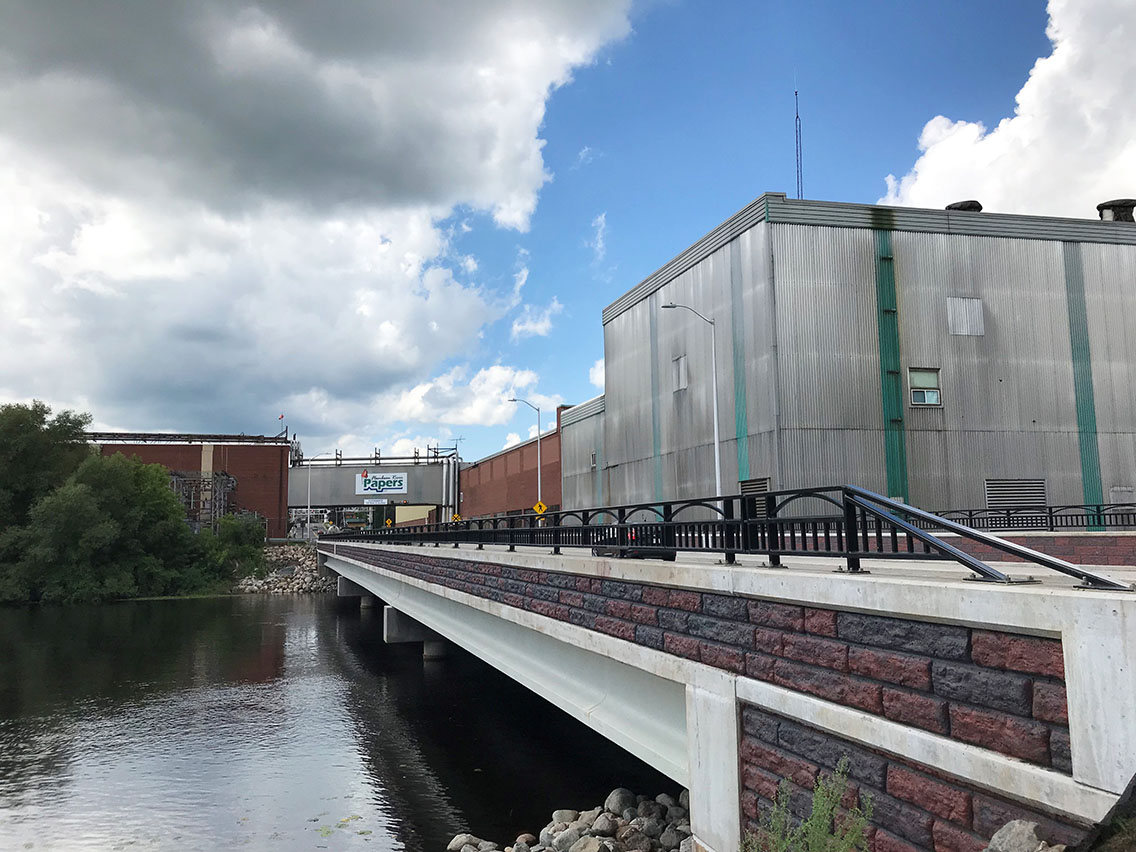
left=0, top=596, right=672, bottom=851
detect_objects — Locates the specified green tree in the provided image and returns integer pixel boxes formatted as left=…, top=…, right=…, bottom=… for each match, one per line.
left=192, top=513, right=267, bottom=582
left=5, top=453, right=201, bottom=603
left=0, top=401, right=92, bottom=532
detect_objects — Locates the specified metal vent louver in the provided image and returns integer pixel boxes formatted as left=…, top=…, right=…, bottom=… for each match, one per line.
left=984, top=479, right=1047, bottom=509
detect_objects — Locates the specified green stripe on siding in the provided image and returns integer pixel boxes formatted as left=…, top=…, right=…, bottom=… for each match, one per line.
left=1062, top=242, right=1104, bottom=514
left=649, top=306, right=664, bottom=502
left=729, top=241, right=751, bottom=482
left=873, top=229, right=910, bottom=502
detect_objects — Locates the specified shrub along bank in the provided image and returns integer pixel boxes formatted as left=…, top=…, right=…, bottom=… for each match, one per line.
left=0, top=401, right=265, bottom=604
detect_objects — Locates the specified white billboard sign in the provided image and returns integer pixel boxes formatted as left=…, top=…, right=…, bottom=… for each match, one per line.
left=355, top=471, right=408, bottom=496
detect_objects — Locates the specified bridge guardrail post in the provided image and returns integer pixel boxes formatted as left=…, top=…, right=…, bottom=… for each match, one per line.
left=617, top=508, right=627, bottom=557
left=508, top=516, right=516, bottom=552
left=663, top=504, right=675, bottom=552
left=842, top=488, right=862, bottom=572
left=722, top=499, right=736, bottom=564
left=738, top=495, right=752, bottom=555
left=552, top=510, right=561, bottom=555
left=765, top=493, right=781, bottom=566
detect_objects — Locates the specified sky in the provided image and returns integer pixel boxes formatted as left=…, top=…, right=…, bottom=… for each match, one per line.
left=1, top=0, right=1133, bottom=463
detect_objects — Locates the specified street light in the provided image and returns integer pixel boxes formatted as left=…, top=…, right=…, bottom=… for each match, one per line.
left=662, top=302, right=723, bottom=498
left=508, top=397, right=542, bottom=507
left=306, top=451, right=335, bottom=539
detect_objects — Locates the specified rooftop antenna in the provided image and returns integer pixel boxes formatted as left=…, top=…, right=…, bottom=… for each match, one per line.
left=795, top=87, right=803, bottom=200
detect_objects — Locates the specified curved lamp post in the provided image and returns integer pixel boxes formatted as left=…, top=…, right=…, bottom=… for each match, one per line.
left=508, top=397, right=542, bottom=507
left=662, top=302, right=723, bottom=498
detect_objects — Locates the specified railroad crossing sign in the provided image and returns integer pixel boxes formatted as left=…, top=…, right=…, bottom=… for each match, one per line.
left=385, top=518, right=393, bottom=527
left=451, top=513, right=462, bottom=522
left=533, top=501, right=547, bottom=515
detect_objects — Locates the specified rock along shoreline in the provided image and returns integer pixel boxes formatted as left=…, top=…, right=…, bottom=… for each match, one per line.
left=233, top=543, right=337, bottom=595
left=448, top=787, right=694, bottom=852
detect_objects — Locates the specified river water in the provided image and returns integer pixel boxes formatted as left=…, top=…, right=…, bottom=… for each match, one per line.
left=0, top=595, right=672, bottom=851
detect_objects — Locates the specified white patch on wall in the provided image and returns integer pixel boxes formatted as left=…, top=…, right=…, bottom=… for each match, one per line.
left=947, top=297, right=984, bottom=336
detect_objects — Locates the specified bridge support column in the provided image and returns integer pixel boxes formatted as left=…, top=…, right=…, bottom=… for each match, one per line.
left=337, top=576, right=369, bottom=597
left=686, top=674, right=741, bottom=852
left=384, top=606, right=449, bottom=659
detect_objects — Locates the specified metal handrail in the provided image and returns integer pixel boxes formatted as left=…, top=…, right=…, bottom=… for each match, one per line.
left=320, top=484, right=1133, bottom=591
left=847, top=486, right=1131, bottom=590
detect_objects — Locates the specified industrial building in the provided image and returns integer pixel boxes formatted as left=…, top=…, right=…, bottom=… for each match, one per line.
left=459, top=408, right=567, bottom=519
left=90, top=432, right=292, bottom=538
left=561, top=193, right=1136, bottom=513
left=288, top=448, right=459, bottom=532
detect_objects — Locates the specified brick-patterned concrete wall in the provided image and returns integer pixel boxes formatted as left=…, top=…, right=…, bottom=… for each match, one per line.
left=947, top=533, right=1136, bottom=567
left=835, top=530, right=1135, bottom=567
left=333, top=546, right=1070, bottom=773
left=739, top=704, right=1088, bottom=852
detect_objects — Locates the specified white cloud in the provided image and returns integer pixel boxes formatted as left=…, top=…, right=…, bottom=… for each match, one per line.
left=589, top=358, right=605, bottom=389
left=511, top=297, right=564, bottom=340
left=882, top=0, right=1136, bottom=218
left=502, top=432, right=522, bottom=450
left=573, top=146, right=598, bottom=169
left=387, top=364, right=541, bottom=426
left=0, top=1, right=632, bottom=446
left=588, top=212, right=608, bottom=263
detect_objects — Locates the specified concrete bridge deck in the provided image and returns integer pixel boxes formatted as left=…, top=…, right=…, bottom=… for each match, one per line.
left=319, top=539, right=1136, bottom=852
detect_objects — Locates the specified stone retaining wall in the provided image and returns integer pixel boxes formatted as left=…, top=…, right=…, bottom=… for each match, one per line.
left=334, top=546, right=1070, bottom=773
left=739, top=704, right=1089, bottom=852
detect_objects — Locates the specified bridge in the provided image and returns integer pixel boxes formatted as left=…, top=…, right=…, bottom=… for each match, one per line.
left=317, top=486, right=1136, bottom=852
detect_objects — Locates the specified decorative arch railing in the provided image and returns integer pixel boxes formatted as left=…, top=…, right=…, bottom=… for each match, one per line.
left=320, top=485, right=1132, bottom=591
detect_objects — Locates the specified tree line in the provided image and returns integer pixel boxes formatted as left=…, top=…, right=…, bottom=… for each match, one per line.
left=0, top=401, right=265, bottom=604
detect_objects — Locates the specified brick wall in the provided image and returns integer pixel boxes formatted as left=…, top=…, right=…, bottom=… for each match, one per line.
left=460, top=430, right=562, bottom=519
left=739, top=704, right=1089, bottom=852
left=947, top=533, right=1136, bottom=567
left=332, top=546, right=1070, bottom=772
left=101, top=442, right=290, bottom=537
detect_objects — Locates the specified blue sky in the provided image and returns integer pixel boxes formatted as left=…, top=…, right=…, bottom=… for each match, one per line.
left=0, top=0, right=1130, bottom=463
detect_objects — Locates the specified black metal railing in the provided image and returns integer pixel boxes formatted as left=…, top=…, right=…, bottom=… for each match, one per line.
left=320, top=485, right=1133, bottom=591
left=933, top=503, right=1136, bottom=532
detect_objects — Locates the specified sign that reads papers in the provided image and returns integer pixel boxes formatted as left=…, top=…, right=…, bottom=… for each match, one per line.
left=355, top=470, right=408, bottom=496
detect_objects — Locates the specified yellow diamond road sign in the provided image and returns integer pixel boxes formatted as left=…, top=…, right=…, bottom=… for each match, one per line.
left=385, top=518, right=393, bottom=527
left=451, top=513, right=462, bottom=522
left=533, top=501, right=547, bottom=515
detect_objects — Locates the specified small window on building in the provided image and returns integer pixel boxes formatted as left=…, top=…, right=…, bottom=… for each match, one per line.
left=589, top=450, right=597, bottom=470
left=909, top=368, right=941, bottom=406
left=947, top=297, right=985, bottom=336
left=672, top=354, right=688, bottom=392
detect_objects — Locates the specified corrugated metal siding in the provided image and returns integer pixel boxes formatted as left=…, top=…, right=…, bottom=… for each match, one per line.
left=947, top=297, right=984, bottom=335
left=1080, top=242, right=1136, bottom=501
left=561, top=406, right=605, bottom=510
left=597, top=221, right=778, bottom=504
left=888, top=231, right=1084, bottom=508
left=772, top=225, right=884, bottom=433
left=589, top=201, right=1136, bottom=512
left=603, top=194, right=1136, bottom=327
left=561, top=394, right=605, bottom=427
left=764, top=195, right=1136, bottom=246
left=602, top=196, right=769, bottom=324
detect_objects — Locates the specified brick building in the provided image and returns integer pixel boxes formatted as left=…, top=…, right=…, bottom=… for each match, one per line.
left=90, top=432, right=291, bottom=538
left=459, top=407, right=568, bottom=518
